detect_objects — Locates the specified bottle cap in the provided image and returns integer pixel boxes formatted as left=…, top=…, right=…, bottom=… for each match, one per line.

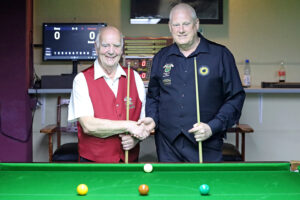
left=245, top=59, right=250, bottom=63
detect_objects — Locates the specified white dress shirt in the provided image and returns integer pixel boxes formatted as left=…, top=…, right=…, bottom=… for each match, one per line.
left=68, top=60, right=146, bottom=122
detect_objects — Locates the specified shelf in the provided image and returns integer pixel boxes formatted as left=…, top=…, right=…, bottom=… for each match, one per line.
left=28, top=87, right=300, bottom=94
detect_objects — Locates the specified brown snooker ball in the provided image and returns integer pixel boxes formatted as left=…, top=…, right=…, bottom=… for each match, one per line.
left=138, top=184, right=149, bottom=195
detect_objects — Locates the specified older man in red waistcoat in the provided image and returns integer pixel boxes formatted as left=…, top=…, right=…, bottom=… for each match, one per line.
left=68, top=26, right=155, bottom=162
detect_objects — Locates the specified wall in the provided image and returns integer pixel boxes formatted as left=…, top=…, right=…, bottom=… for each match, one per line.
left=32, top=0, right=300, bottom=162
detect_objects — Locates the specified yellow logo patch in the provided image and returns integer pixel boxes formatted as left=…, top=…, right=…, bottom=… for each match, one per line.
left=199, top=66, right=209, bottom=76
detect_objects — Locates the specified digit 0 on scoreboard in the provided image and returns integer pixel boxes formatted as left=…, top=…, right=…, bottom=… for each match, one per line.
left=140, top=72, right=147, bottom=79
left=141, top=60, right=146, bottom=67
left=124, top=57, right=153, bottom=82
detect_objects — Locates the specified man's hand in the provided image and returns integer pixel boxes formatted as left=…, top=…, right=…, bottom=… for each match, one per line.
left=119, top=134, right=139, bottom=150
left=137, top=117, right=156, bottom=133
left=188, top=122, right=212, bottom=142
left=127, top=122, right=149, bottom=140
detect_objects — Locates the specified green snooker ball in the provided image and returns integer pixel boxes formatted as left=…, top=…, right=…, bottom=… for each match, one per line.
left=199, top=184, right=210, bottom=195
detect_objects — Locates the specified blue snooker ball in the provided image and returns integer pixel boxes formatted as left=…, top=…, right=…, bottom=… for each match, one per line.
left=199, top=184, right=210, bottom=195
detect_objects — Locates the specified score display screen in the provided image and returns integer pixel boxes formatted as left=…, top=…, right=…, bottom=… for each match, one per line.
left=125, top=57, right=153, bottom=82
left=43, top=23, right=106, bottom=61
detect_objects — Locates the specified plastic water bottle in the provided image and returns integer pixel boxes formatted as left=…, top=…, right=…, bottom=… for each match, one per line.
left=243, top=59, right=251, bottom=87
left=278, top=61, right=286, bottom=82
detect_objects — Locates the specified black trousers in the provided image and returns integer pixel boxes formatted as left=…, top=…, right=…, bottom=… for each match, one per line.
left=155, top=132, right=223, bottom=162
left=79, top=156, right=138, bottom=163
left=79, top=156, right=93, bottom=162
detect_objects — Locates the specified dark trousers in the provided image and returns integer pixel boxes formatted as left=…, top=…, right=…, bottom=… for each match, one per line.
left=155, top=132, right=223, bottom=162
left=79, top=156, right=93, bottom=162
left=79, top=156, right=138, bottom=163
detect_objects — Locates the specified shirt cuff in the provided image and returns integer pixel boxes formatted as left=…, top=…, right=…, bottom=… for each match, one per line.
left=147, top=115, right=158, bottom=130
left=208, top=118, right=223, bottom=135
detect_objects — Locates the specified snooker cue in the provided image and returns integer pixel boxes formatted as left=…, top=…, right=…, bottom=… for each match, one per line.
left=194, top=57, right=203, bottom=163
left=125, top=63, right=130, bottom=164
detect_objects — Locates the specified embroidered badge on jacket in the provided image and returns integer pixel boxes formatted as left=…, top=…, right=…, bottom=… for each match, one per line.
left=199, top=66, right=209, bottom=76
left=162, top=63, right=174, bottom=86
left=123, top=97, right=135, bottom=109
left=163, top=63, right=174, bottom=77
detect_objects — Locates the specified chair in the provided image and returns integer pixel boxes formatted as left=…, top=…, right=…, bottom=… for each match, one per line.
left=222, top=123, right=254, bottom=161
left=40, top=96, right=78, bottom=162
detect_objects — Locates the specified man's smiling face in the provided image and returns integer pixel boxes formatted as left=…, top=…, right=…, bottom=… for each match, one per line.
left=169, top=7, right=199, bottom=51
left=96, top=27, right=123, bottom=69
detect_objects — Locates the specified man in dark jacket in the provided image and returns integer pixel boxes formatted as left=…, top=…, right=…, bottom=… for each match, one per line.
left=145, top=3, right=245, bottom=162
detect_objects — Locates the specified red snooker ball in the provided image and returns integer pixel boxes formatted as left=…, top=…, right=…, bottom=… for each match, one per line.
left=138, top=184, right=149, bottom=195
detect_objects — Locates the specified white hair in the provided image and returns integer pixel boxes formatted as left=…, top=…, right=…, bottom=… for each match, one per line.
left=169, top=3, right=198, bottom=23
left=95, top=27, right=124, bottom=49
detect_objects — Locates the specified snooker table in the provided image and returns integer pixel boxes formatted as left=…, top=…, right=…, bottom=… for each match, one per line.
left=0, top=162, right=300, bottom=200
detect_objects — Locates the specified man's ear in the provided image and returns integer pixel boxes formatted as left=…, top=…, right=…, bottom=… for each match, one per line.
left=195, top=18, right=200, bottom=30
left=168, top=22, right=172, bottom=33
left=94, top=43, right=99, bottom=55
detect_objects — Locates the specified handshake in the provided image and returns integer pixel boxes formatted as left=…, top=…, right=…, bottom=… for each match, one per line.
left=127, top=117, right=155, bottom=140
left=120, top=117, right=155, bottom=151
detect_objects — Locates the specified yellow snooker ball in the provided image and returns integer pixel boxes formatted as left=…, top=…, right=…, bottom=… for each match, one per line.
left=77, top=184, right=88, bottom=195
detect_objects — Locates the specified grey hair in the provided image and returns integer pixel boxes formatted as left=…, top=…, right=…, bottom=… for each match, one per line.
left=169, top=3, right=198, bottom=23
left=95, top=27, right=124, bottom=49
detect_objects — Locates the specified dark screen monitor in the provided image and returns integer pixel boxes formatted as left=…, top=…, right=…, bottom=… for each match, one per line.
left=130, top=0, right=223, bottom=24
left=43, top=23, right=107, bottom=61
left=41, top=23, right=106, bottom=88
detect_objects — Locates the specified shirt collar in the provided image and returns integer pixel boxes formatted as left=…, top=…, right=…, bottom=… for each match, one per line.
left=166, top=32, right=209, bottom=57
left=94, top=60, right=126, bottom=80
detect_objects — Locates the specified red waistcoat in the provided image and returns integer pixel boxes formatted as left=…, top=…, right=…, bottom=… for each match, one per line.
left=77, top=65, right=142, bottom=162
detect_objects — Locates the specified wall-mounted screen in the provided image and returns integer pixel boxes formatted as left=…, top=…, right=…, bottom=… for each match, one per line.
left=130, top=0, right=223, bottom=24
left=43, top=23, right=107, bottom=61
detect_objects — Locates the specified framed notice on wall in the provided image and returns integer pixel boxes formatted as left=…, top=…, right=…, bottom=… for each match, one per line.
left=130, top=0, right=223, bottom=24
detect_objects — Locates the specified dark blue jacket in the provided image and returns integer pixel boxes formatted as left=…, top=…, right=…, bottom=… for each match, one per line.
left=146, top=34, right=245, bottom=145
